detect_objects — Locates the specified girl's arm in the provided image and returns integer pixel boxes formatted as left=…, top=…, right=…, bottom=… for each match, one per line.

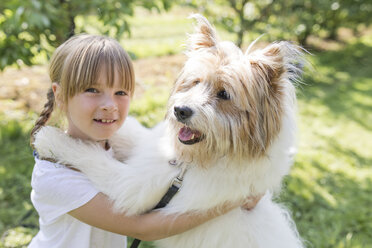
left=69, top=192, right=260, bottom=241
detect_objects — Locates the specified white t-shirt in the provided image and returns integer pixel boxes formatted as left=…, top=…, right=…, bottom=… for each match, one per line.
left=28, top=157, right=127, bottom=248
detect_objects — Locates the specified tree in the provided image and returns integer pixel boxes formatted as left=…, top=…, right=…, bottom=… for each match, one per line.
left=183, top=0, right=372, bottom=47
left=0, top=0, right=172, bottom=70
left=268, top=0, right=372, bottom=45
left=185, top=0, right=276, bottom=48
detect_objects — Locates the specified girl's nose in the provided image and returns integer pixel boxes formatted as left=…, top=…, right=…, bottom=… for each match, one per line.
left=102, top=104, right=117, bottom=112
left=101, top=95, right=118, bottom=112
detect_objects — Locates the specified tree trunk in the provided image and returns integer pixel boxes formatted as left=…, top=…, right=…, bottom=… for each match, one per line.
left=298, top=29, right=310, bottom=47
left=67, top=14, right=75, bottom=38
left=228, top=0, right=247, bottom=48
left=326, top=26, right=338, bottom=40
left=236, top=29, right=244, bottom=48
left=67, top=2, right=75, bottom=38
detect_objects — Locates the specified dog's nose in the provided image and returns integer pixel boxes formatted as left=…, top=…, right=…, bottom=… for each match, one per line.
left=174, top=106, right=193, bottom=122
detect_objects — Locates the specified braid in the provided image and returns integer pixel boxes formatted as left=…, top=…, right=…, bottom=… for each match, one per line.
left=30, top=88, right=55, bottom=148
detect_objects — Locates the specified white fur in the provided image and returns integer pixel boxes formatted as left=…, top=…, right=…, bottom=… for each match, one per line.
left=34, top=113, right=303, bottom=248
left=33, top=15, right=305, bottom=248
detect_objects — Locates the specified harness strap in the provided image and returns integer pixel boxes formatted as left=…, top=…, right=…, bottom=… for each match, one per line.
left=130, top=162, right=186, bottom=248
left=34, top=150, right=185, bottom=248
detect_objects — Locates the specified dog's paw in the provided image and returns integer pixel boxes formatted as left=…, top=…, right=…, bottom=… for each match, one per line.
left=33, top=126, right=69, bottom=159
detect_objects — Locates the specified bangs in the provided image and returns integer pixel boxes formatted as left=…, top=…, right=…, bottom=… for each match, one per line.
left=60, top=35, right=135, bottom=102
left=95, top=45, right=135, bottom=94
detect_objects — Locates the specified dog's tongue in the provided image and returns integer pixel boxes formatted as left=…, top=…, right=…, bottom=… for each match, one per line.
left=178, top=126, right=200, bottom=141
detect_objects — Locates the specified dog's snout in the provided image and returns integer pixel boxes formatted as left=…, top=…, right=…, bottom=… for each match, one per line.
left=174, top=106, right=193, bottom=122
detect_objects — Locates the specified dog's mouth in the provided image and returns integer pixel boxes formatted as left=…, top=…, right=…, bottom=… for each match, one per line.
left=178, top=126, right=204, bottom=145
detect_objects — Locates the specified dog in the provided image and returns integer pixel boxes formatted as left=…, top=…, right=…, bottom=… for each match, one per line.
left=34, top=14, right=306, bottom=248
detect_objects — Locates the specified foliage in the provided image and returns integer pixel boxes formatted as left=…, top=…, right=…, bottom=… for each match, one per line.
left=1, top=1, right=371, bottom=70
left=0, top=0, right=172, bottom=70
left=182, top=0, right=372, bottom=46
left=273, top=0, right=372, bottom=45
left=184, top=0, right=275, bottom=47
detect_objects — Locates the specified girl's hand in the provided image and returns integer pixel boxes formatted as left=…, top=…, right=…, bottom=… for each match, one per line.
left=242, top=194, right=264, bottom=210
left=215, top=193, right=264, bottom=215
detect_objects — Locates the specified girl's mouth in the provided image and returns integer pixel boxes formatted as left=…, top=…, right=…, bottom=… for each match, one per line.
left=94, top=119, right=116, bottom=124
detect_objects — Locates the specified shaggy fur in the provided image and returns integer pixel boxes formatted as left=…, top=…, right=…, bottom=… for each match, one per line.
left=34, top=14, right=306, bottom=248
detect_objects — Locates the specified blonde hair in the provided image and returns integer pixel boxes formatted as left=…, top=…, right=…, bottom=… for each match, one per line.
left=30, top=34, right=135, bottom=146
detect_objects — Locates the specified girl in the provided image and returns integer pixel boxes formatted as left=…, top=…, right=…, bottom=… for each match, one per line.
left=29, top=34, right=260, bottom=248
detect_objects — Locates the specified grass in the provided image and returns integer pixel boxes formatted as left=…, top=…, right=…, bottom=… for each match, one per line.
left=1, top=9, right=372, bottom=248
left=0, top=116, right=38, bottom=247
left=279, top=37, right=372, bottom=247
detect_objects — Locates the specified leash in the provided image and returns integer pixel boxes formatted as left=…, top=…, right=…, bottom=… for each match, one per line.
left=129, top=160, right=187, bottom=248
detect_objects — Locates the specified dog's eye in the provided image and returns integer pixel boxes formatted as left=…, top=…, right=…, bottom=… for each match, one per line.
left=217, top=90, right=230, bottom=100
left=193, top=80, right=200, bottom=85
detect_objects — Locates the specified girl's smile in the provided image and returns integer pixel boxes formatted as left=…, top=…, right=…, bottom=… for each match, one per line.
left=54, top=67, right=131, bottom=144
left=94, top=119, right=117, bottom=124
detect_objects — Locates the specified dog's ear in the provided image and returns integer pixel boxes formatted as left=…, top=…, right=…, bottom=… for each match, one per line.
left=248, top=42, right=305, bottom=87
left=244, top=42, right=305, bottom=155
left=248, top=43, right=285, bottom=88
left=187, top=14, right=218, bottom=51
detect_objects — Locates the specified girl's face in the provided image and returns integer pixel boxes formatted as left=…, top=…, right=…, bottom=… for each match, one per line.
left=56, top=68, right=131, bottom=143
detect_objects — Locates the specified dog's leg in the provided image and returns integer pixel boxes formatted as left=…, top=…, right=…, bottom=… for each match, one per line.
left=33, top=126, right=178, bottom=215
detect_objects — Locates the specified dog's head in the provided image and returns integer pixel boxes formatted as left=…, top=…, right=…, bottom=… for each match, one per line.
left=166, top=14, right=305, bottom=166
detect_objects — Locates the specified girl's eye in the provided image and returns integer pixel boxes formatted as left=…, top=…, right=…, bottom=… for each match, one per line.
left=217, top=90, right=230, bottom=100
left=85, top=88, right=98, bottom=93
left=116, top=91, right=128, bottom=96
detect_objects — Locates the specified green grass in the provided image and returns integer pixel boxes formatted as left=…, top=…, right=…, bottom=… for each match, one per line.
left=123, top=9, right=193, bottom=58
left=0, top=115, right=38, bottom=247
left=130, top=85, right=170, bottom=128
left=279, top=37, right=372, bottom=247
left=1, top=12, right=372, bottom=248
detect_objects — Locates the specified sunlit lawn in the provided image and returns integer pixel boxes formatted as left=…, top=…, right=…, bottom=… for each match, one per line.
left=1, top=10, right=371, bottom=248
left=280, top=37, right=372, bottom=247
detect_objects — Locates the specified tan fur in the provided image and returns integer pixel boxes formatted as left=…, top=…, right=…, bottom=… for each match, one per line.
left=166, top=15, right=304, bottom=167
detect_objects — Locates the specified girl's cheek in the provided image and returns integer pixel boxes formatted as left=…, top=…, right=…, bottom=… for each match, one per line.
left=120, top=97, right=130, bottom=106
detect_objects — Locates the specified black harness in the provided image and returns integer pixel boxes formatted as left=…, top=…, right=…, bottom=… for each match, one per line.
left=129, top=161, right=185, bottom=248
left=33, top=151, right=184, bottom=248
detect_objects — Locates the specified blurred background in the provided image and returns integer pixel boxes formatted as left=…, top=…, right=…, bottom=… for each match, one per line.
left=0, top=0, right=371, bottom=247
